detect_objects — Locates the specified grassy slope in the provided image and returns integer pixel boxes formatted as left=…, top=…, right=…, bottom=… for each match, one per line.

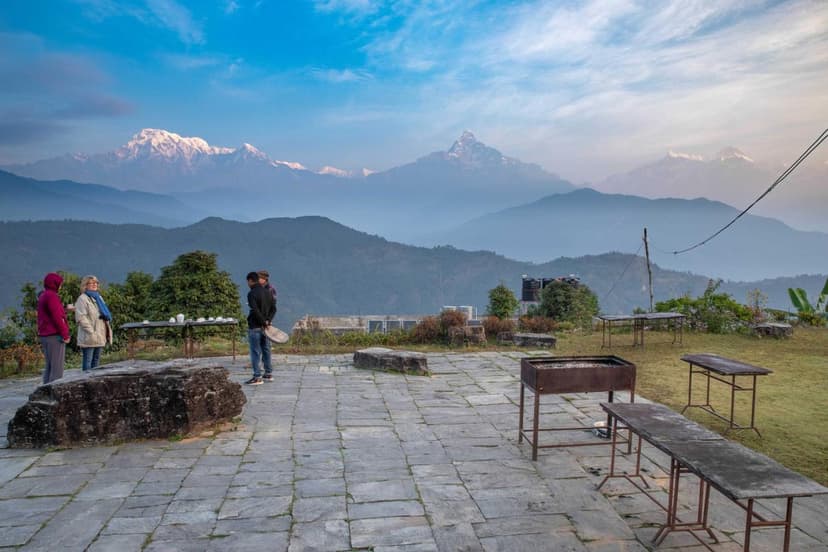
left=553, top=326, right=828, bottom=484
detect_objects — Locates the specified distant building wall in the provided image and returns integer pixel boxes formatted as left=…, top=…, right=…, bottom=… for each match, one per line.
left=292, top=314, right=428, bottom=335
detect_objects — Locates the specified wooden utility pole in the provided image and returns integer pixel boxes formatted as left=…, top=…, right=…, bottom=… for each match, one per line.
left=644, top=227, right=654, bottom=312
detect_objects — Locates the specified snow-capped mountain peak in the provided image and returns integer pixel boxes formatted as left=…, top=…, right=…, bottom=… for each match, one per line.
left=446, top=130, right=516, bottom=167
left=667, top=150, right=704, bottom=161
left=319, top=166, right=350, bottom=177
left=317, top=166, right=375, bottom=178
left=716, top=147, right=753, bottom=163
left=272, top=159, right=307, bottom=171
left=115, top=128, right=234, bottom=162
left=234, top=142, right=269, bottom=161
left=447, top=130, right=480, bottom=158
left=112, top=128, right=318, bottom=170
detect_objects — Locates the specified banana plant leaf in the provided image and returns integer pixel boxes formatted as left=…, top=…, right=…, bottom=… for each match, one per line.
left=788, top=287, right=813, bottom=313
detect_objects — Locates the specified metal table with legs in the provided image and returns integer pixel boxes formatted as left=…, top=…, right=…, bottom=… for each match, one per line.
left=121, top=319, right=238, bottom=360
left=680, top=354, right=772, bottom=436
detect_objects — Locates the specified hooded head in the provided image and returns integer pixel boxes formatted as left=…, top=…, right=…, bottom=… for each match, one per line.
left=43, top=272, right=63, bottom=291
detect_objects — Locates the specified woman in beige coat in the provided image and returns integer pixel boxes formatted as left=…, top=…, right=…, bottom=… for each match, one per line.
left=75, top=275, right=112, bottom=371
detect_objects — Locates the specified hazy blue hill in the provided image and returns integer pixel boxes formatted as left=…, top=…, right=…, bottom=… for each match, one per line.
left=1, top=217, right=819, bottom=327
left=424, top=188, right=828, bottom=281
left=0, top=170, right=201, bottom=227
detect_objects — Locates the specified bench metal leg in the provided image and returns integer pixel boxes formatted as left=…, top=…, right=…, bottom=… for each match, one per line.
left=518, top=383, right=525, bottom=443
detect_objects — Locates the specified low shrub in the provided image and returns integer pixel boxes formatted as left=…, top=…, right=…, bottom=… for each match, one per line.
left=410, top=316, right=442, bottom=344
left=482, top=316, right=514, bottom=337
left=518, top=316, right=557, bottom=333
left=439, top=310, right=467, bottom=332
left=796, top=312, right=826, bottom=327
left=656, top=280, right=752, bottom=334
left=0, top=343, right=41, bottom=377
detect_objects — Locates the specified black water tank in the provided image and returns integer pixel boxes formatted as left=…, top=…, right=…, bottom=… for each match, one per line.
left=522, top=278, right=541, bottom=301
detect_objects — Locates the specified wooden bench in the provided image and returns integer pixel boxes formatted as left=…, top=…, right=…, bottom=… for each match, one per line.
left=597, top=402, right=827, bottom=551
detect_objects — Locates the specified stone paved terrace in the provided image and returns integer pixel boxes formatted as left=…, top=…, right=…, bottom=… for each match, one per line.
left=0, top=352, right=826, bottom=551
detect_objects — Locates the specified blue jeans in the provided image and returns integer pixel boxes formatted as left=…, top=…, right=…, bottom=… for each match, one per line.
left=81, top=347, right=102, bottom=371
left=247, top=328, right=272, bottom=378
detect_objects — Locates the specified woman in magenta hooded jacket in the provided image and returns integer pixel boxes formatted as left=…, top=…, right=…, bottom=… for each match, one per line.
left=37, top=272, right=71, bottom=383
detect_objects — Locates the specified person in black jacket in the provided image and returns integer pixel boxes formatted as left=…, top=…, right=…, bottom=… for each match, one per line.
left=245, top=271, right=275, bottom=384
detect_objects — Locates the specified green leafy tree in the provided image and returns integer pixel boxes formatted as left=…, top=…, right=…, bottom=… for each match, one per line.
left=538, top=280, right=599, bottom=328
left=107, top=272, right=153, bottom=320
left=487, top=282, right=519, bottom=319
left=106, top=271, right=155, bottom=345
left=149, top=251, right=243, bottom=324
left=10, top=283, right=38, bottom=345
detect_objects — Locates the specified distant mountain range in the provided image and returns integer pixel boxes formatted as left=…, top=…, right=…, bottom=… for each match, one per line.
left=0, top=170, right=201, bottom=227
left=3, top=129, right=824, bottom=282
left=594, top=148, right=828, bottom=233
left=423, top=188, right=828, bottom=281
left=2, top=129, right=574, bottom=236
left=1, top=217, right=821, bottom=327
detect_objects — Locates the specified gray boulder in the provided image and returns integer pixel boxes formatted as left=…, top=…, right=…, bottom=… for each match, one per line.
left=353, top=347, right=430, bottom=376
left=512, top=332, right=557, bottom=348
left=7, top=363, right=246, bottom=448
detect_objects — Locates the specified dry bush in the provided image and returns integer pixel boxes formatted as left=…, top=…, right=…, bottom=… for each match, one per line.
left=409, top=316, right=442, bottom=343
left=0, top=343, right=42, bottom=376
left=519, top=316, right=558, bottom=333
left=439, top=310, right=467, bottom=332
left=482, top=316, right=515, bottom=337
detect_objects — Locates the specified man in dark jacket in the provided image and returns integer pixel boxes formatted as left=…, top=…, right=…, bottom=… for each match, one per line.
left=245, top=271, right=275, bottom=384
left=37, top=272, right=71, bottom=383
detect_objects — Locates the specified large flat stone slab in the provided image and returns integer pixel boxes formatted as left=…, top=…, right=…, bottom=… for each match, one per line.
left=512, top=332, right=557, bottom=348
left=7, top=364, right=246, bottom=448
left=353, top=348, right=430, bottom=376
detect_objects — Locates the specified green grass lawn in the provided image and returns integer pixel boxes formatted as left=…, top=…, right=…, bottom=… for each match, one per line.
left=6, top=326, right=826, bottom=484
left=553, top=326, right=828, bottom=485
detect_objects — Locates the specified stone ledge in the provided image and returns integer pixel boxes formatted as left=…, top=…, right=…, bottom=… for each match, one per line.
left=7, top=363, right=246, bottom=448
left=353, top=348, right=430, bottom=376
left=512, top=332, right=557, bottom=348
left=753, top=322, right=793, bottom=338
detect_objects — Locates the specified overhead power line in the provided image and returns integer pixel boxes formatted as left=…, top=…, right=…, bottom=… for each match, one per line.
left=602, top=243, right=644, bottom=303
left=671, top=127, right=828, bottom=255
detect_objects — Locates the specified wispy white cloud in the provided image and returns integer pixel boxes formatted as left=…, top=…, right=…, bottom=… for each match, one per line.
left=312, top=0, right=383, bottom=16
left=225, top=0, right=240, bottom=14
left=73, top=0, right=205, bottom=45
left=162, top=53, right=224, bottom=70
left=145, top=0, right=204, bottom=44
left=310, top=68, right=372, bottom=83
left=327, top=0, right=828, bottom=180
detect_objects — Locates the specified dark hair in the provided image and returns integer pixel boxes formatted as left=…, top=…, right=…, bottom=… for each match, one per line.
left=246, top=271, right=259, bottom=282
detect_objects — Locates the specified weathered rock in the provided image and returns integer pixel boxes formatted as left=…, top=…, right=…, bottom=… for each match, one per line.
left=753, top=322, right=793, bottom=338
left=512, top=332, right=557, bottom=348
left=497, top=331, right=515, bottom=345
left=465, top=325, right=486, bottom=345
left=447, top=326, right=487, bottom=346
left=353, top=348, right=430, bottom=376
left=448, top=327, right=466, bottom=346
left=7, top=363, right=246, bottom=448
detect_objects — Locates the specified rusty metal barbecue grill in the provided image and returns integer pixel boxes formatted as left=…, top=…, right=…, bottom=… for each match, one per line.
left=518, top=355, right=636, bottom=460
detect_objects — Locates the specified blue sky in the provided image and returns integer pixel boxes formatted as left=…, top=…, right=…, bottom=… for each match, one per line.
left=1, top=0, right=826, bottom=181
